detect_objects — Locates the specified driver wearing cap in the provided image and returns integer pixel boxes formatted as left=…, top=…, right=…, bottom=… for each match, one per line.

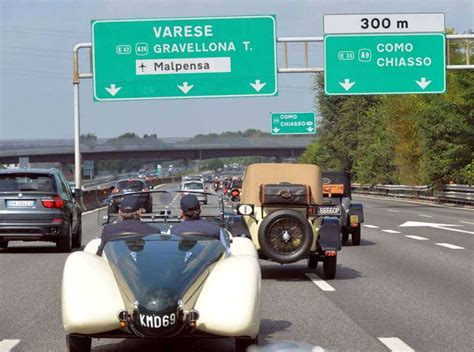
left=171, top=194, right=221, bottom=239
left=96, top=195, right=156, bottom=256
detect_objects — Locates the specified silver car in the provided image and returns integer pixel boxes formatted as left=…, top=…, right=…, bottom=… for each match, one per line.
left=180, top=181, right=207, bottom=205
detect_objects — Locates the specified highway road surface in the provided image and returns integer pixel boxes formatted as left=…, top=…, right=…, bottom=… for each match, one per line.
left=1, top=187, right=472, bottom=351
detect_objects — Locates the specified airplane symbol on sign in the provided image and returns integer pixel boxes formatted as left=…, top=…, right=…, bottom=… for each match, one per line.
left=138, top=62, right=146, bottom=72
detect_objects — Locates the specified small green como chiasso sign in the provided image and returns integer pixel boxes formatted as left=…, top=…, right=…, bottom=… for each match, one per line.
left=324, top=33, right=446, bottom=95
left=91, top=16, right=277, bottom=101
left=271, top=112, right=316, bottom=135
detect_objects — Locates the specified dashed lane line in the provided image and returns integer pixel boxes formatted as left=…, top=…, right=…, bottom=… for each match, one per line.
left=405, top=235, right=429, bottom=241
left=363, top=225, right=379, bottom=229
left=435, top=243, right=465, bottom=250
left=387, top=209, right=400, bottom=213
left=0, top=340, right=21, bottom=352
left=378, top=337, right=415, bottom=352
left=417, top=213, right=433, bottom=218
left=382, top=230, right=401, bottom=234
left=460, top=221, right=474, bottom=225
left=305, top=273, right=336, bottom=292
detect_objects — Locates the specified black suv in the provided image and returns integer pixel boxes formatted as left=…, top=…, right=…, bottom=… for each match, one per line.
left=109, top=179, right=153, bottom=213
left=0, top=168, right=82, bottom=252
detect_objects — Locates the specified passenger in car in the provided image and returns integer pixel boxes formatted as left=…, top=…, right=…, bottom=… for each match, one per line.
left=171, top=194, right=220, bottom=239
left=96, top=195, right=156, bottom=256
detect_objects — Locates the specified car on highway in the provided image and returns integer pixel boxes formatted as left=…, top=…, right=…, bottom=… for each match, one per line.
left=235, top=163, right=342, bottom=279
left=322, top=171, right=364, bottom=245
left=62, top=190, right=260, bottom=352
left=109, top=179, right=153, bottom=213
left=0, top=168, right=82, bottom=252
left=181, top=180, right=208, bottom=205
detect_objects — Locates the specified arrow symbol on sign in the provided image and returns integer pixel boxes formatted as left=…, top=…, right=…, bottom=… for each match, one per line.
left=339, top=79, right=355, bottom=91
left=307, top=127, right=315, bottom=133
left=105, top=84, right=122, bottom=96
left=272, top=127, right=280, bottom=133
left=416, top=77, right=432, bottom=90
left=177, top=82, right=193, bottom=94
left=399, top=221, right=474, bottom=235
left=250, top=80, right=266, bottom=92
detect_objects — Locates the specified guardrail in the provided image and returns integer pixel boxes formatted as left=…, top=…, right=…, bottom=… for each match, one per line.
left=352, top=183, right=473, bottom=206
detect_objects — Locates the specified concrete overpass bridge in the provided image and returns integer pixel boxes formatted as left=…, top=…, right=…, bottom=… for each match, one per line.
left=0, top=137, right=315, bottom=164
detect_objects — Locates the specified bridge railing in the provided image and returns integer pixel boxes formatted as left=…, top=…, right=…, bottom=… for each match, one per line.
left=352, top=183, right=473, bottom=205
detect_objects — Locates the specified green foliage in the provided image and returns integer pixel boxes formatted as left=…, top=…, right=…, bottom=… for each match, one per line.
left=304, top=33, right=473, bottom=186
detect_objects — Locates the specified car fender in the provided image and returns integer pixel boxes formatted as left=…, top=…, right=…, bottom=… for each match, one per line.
left=62, top=251, right=125, bottom=334
left=318, top=217, right=342, bottom=251
left=83, top=238, right=100, bottom=255
left=230, top=236, right=258, bottom=258
left=194, top=255, right=261, bottom=338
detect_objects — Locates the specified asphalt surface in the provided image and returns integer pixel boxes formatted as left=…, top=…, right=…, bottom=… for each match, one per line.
left=1, top=187, right=473, bottom=351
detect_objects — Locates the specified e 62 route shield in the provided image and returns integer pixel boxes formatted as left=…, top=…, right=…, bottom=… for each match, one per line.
left=324, top=33, right=446, bottom=95
left=91, top=16, right=277, bottom=101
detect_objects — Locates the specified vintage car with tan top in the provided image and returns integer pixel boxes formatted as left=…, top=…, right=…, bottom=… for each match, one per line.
left=62, top=191, right=260, bottom=352
left=236, top=163, right=342, bottom=279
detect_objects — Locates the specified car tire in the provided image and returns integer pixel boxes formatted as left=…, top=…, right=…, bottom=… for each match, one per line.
left=307, top=253, right=318, bottom=269
left=323, top=255, right=337, bottom=280
left=258, top=209, right=313, bottom=264
left=352, top=226, right=361, bottom=246
left=0, top=241, right=8, bottom=249
left=72, top=216, right=82, bottom=249
left=67, top=334, right=91, bottom=352
left=235, top=335, right=258, bottom=352
left=57, top=223, right=72, bottom=253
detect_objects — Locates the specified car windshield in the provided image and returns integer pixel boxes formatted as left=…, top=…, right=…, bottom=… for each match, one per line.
left=182, top=182, right=204, bottom=190
left=0, top=173, right=56, bottom=192
left=117, top=180, right=144, bottom=191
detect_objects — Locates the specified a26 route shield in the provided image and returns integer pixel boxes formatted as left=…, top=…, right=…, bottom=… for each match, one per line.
left=92, top=16, right=277, bottom=101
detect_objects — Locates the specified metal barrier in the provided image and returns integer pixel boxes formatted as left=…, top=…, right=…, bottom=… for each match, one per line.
left=352, top=183, right=473, bottom=205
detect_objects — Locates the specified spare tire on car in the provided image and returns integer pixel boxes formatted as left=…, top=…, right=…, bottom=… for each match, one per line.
left=258, top=209, right=313, bottom=263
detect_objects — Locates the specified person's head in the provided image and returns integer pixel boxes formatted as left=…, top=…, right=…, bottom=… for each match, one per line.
left=180, top=194, right=201, bottom=219
left=118, top=195, right=142, bottom=220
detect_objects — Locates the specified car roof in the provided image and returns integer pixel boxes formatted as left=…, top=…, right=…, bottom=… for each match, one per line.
left=0, top=168, right=59, bottom=175
left=241, top=163, right=322, bottom=205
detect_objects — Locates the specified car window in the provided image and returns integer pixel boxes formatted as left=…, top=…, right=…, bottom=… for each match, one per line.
left=182, top=182, right=204, bottom=190
left=0, top=173, right=57, bottom=192
left=117, top=180, right=145, bottom=191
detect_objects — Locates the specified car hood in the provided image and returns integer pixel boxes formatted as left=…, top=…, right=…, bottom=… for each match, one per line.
left=104, top=233, right=225, bottom=336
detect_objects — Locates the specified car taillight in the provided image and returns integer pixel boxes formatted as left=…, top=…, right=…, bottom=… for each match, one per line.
left=42, top=195, right=64, bottom=209
left=142, top=188, right=147, bottom=192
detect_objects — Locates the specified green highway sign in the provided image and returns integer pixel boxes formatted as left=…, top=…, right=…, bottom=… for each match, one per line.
left=271, top=112, right=316, bottom=135
left=324, top=33, right=446, bottom=95
left=91, top=16, right=277, bottom=101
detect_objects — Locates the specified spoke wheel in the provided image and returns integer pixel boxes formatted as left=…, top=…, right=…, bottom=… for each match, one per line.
left=266, top=218, right=305, bottom=254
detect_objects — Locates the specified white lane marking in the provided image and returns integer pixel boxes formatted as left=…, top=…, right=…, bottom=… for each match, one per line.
left=82, top=206, right=106, bottom=215
left=0, top=340, right=21, bottom=352
left=405, top=235, right=429, bottom=241
left=364, top=224, right=379, bottom=228
left=378, top=337, right=414, bottom=352
left=382, top=230, right=401, bottom=234
left=305, top=273, right=335, bottom=292
left=435, top=243, right=465, bottom=249
left=387, top=209, right=400, bottom=213
left=399, top=221, right=473, bottom=235
left=417, top=213, right=432, bottom=218
left=460, top=221, right=474, bottom=225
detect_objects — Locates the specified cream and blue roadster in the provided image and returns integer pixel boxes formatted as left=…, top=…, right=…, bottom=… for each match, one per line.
left=61, top=190, right=260, bottom=351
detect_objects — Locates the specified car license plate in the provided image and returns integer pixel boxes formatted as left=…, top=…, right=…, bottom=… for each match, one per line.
left=6, top=200, right=35, bottom=207
left=350, top=215, right=359, bottom=224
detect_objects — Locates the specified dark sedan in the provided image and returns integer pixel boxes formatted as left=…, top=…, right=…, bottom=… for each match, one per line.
left=0, top=168, right=82, bottom=252
left=109, top=179, right=154, bottom=213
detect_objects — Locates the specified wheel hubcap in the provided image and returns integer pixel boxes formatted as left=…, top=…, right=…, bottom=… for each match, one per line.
left=266, top=218, right=304, bottom=254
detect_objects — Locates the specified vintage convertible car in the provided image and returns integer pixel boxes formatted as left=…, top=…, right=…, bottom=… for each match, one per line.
left=235, top=163, right=342, bottom=279
left=61, top=190, right=261, bottom=352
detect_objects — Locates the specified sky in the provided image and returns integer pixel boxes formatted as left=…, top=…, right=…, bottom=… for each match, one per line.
left=0, top=0, right=472, bottom=139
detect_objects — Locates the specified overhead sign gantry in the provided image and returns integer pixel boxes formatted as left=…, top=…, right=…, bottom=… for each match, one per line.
left=91, top=16, right=278, bottom=101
